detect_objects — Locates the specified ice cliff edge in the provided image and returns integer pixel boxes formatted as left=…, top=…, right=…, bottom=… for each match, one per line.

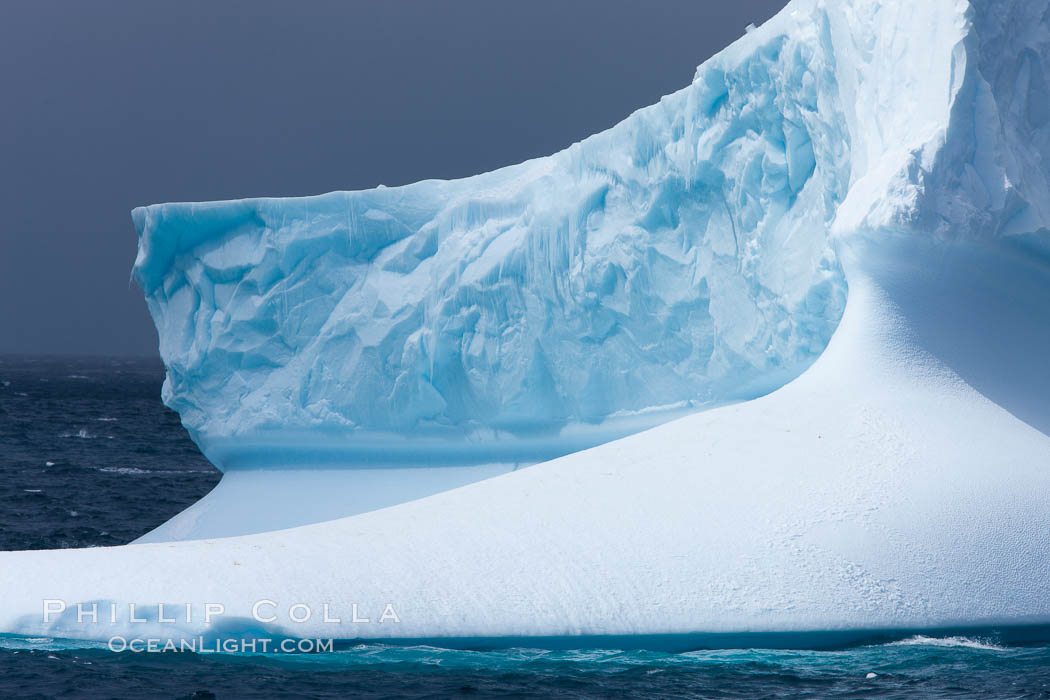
left=132, top=0, right=1050, bottom=471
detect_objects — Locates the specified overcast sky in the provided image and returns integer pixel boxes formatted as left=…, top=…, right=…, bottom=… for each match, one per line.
left=1, top=0, right=787, bottom=357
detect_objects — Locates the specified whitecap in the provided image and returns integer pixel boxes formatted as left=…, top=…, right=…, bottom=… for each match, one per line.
left=888, top=635, right=1005, bottom=651
left=96, top=467, right=151, bottom=475
left=59, top=429, right=112, bottom=439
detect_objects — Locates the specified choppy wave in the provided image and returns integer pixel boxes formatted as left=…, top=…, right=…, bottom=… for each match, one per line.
left=0, top=356, right=220, bottom=551
left=888, top=635, right=1007, bottom=651
left=0, top=634, right=1048, bottom=699
left=0, top=633, right=1028, bottom=659
left=59, top=430, right=112, bottom=440
left=95, top=467, right=152, bottom=475
left=94, top=466, right=211, bottom=476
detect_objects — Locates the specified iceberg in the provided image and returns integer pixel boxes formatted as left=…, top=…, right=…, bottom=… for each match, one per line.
left=127, top=1, right=853, bottom=539
left=1, top=0, right=1049, bottom=647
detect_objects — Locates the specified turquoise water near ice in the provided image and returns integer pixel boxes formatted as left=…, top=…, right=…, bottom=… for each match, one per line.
left=1, top=634, right=1049, bottom=699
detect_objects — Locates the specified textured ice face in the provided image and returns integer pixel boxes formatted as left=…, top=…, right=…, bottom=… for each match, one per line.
left=132, top=0, right=1050, bottom=469
left=132, top=4, right=851, bottom=466
left=827, top=0, right=1050, bottom=240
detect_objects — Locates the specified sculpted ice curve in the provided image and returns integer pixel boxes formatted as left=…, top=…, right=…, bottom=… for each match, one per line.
left=132, top=2, right=854, bottom=469
left=132, top=0, right=1050, bottom=457
left=127, top=0, right=1050, bottom=538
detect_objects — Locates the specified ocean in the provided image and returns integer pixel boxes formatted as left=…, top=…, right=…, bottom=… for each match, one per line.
left=1, top=355, right=1047, bottom=699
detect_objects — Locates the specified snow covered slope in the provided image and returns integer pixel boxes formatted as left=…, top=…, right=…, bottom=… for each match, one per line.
left=1, top=0, right=1048, bottom=644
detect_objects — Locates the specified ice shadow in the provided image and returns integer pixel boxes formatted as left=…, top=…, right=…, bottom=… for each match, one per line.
left=859, top=233, right=1050, bottom=438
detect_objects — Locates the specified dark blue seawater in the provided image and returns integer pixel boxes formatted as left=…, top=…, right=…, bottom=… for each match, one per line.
left=1, top=355, right=1049, bottom=699
left=0, top=355, right=219, bottom=551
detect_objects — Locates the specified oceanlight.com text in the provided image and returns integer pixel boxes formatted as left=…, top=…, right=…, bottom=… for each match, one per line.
left=108, top=636, right=335, bottom=654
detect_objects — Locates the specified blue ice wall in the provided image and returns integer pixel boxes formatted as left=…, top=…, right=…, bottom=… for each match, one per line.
left=133, top=0, right=1050, bottom=471
left=133, top=6, right=856, bottom=469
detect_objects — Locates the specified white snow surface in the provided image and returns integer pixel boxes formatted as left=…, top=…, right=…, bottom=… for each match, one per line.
left=1, top=0, right=1049, bottom=644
